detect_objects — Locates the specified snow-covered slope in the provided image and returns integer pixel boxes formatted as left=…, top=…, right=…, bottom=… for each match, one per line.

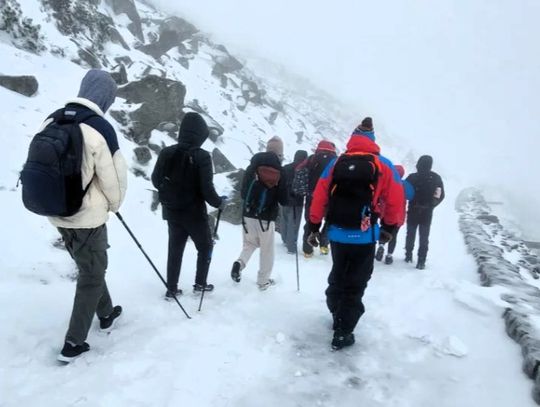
left=0, top=1, right=536, bottom=406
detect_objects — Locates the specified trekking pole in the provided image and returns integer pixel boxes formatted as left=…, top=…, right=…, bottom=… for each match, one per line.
left=115, top=212, right=191, bottom=319
left=293, top=206, right=300, bottom=292
left=198, top=209, right=222, bottom=312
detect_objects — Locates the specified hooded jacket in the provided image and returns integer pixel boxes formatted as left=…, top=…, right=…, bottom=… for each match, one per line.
left=151, top=112, right=222, bottom=221
left=309, top=134, right=405, bottom=244
left=45, top=70, right=127, bottom=229
left=405, top=155, right=445, bottom=211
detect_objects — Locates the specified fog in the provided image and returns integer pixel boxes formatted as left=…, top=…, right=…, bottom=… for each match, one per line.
left=151, top=0, right=540, bottom=237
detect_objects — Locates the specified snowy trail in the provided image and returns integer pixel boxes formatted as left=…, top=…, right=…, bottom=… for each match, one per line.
left=0, top=182, right=535, bottom=407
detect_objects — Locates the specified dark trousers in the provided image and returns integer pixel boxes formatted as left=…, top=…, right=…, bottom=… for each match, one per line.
left=405, top=208, right=433, bottom=261
left=167, top=218, right=213, bottom=289
left=302, top=195, right=329, bottom=254
left=58, top=225, right=113, bottom=345
left=326, top=242, right=375, bottom=334
left=387, top=227, right=401, bottom=255
left=280, top=205, right=303, bottom=252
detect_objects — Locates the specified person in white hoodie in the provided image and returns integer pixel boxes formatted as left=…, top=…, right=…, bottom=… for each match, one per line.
left=44, top=70, right=128, bottom=362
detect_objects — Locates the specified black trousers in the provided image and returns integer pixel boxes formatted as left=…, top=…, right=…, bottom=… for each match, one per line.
left=167, top=218, right=213, bottom=290
left=386, top=227, right=401, bottom=255
left=405, top=208, right=433, bottom=261
left=302, top=195, right=329, bottom=254
left=326, top=242, right=375, bottom=334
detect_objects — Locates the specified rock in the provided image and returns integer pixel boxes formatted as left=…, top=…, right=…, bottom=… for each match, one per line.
left=296, top=131, right=304, bottom=143
left=116, top=75, right=186, bottom=144
left=0, top=75, right=38, bottom=97
left=110, top=63, right=128, bottom=85
left=212, top=55, right=243, bottom=77
left=108, top=27, right=130, bottom=50
left=76, top=47, right=102, bottom=69
left=212, top=148, right=236, bottom=174
left=477, top=214, right=499, bottom=224
left=241, top=80, right=264, bottom=105
left=134, top=146, right=152, bottom=165
left=105, top=0, right=144, bottom=42
left=139, top=17, right=197, bottom=59
left=219, top=170, right=245, bottom=225
left=267, top=111, right=278, bottom=125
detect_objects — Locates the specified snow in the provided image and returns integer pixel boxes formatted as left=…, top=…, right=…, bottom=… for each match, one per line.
left=0, top=2, right=537, bottom=406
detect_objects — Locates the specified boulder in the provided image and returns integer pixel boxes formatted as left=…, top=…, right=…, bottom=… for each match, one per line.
left=219, top=169, right=245, bottom=225
left=0, top=75, right=38, bottom=96
left=133, top=146, right=151, bottom=165
left=105, top=0, right=144, bottom=41
left=212, top=55, right=243, bottom=77
left=212, top=148, right=236, bottom=174
left=116, top=75, right=186, bottom=144
left=110, top=63, right=128, bottom=85
left=139, top=17, right=197, bottom=59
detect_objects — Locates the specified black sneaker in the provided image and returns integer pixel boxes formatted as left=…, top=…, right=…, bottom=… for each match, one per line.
left=165, top=288, right=183, bottom=300
left=375, top=245, right=385, bottom=261
left=99, top=305, right=122, bottom=332
left=405, top=253, right=413, bottom=263
left=416, top=260, right=426, bottom=270
left=58, top=342, right=90, bottom=363
left=384, top=254, right=393, bottom=265
left=193, top=283, right=214, bottom=292
left=331, top=331, right=355, bottom=351
left=231, top=261, right=241, bottom=283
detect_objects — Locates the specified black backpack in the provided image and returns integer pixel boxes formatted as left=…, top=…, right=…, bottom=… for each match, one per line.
left=21, top=108, right=97, bottom=217
left=243, top=165, right=281, bottom=231
left=411, top=173, right=439, bottom=208
left=326, top=154, right=379, bottom=230
left=156, top=147, right=196, bottom=210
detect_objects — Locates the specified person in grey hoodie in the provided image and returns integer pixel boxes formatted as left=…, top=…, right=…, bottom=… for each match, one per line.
left=41, top=70, right=128, bottom=362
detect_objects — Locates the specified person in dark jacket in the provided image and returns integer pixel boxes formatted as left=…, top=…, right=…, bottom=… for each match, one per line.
left=404, top=155, right=445, bottom=269
left=280, top=150, right=308, bottom=254
left=294, top=141, right=337, bottom=257
left=230, top=136, right=287, bottom=290
left=151, top=112, right=225, bottom=298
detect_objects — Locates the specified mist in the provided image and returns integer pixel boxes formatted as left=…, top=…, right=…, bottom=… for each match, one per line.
left=150, top=0, right=540, bottom=237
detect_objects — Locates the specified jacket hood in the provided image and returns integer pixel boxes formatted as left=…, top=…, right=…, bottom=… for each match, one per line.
left=416, top=155, right=433, bottom=173
left=315, top=140, right=336, bottom=153
left=77, top=69, right=117, bottom=113
left=178, top=112, right=209, bottom=147
left=395, top=165, right=405, bottom=178
left=345, top=134, right=381, bottom=155
left=293, top=150, right=308, bottom=163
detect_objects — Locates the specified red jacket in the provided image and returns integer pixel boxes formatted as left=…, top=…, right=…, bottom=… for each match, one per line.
left=310, top=135, right=405, bottom=228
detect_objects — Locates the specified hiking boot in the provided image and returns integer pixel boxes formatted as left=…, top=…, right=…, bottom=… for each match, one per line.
left=231, top=261, right=241, bottom=283
left=258, top=279, right=276, bottom=291
left=193, top=283, right=215, bottom=292
left=303, top=251, right=314, bottom=259
left=58, top=342, right=90, bottom=363
left=375, top=245, right=385, bottom=261
left=416, top=259, right=426, bottom=270
left=99, top=305, right=122, bottom=332
left=320, top=246, right=330, bottom=255
left=331, top=330, right=355, bottom=351
left=405, top=253, right=413, bottom=263
left=384, top=254, right=393, bottom=265
left=165, top=288, right=183, bottom=300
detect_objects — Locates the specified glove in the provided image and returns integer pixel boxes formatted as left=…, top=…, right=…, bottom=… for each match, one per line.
left=309, top=222, right=321, bottom=233
left=308, top=232, right=321, bottom=248
left=219, top=196, right=228, bottom=211
left=379, top=223, right=396, bottom=244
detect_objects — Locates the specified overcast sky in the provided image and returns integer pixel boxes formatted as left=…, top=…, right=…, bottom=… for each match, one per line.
left=151, top=0, right=540, bottom=232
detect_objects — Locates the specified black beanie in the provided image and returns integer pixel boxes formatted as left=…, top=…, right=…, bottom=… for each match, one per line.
left=179, top=112, right=209, bottom=147
left=359, top=117, right=373, bottom=132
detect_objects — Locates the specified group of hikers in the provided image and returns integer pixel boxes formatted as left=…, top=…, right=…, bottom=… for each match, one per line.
left=21, top=70, right=445, bottom=361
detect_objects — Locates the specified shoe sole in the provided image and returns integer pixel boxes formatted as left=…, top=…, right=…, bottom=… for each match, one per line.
left=99, top=313, right=122, bottom=334
left=57, top=352, right=87, bottom=363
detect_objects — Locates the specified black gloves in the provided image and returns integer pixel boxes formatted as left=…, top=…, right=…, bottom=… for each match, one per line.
left=307, top=222, right=322, bottom=247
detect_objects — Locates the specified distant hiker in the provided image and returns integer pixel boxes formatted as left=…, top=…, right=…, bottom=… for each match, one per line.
left=230, top=136, right=287, bottom=290
left=280, top=149, right=308, bottom=254
left=404, top=155, right=445, bottom=269
left=152, top=112, right=226, bottom=298
left=308, top=117, right=404, bottom=350
left=380, top=165, right=415, bottom=265
left=292, top=140, right=337, bottom=257
left=21, top=70, right=128, bottom=362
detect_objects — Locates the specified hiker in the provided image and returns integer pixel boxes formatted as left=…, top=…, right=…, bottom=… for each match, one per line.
left=404, top=155, right=445, bottom=269
left=376, top=164, right=415, bottom=265
left=307, top=117, right=404, bottom=350
left=230, top=136, right=287, bottom=290
left=292, top=140, right=337, bottom=257
left=280, top=149, right=308, bottom=254
left=22, top=70, right=128, bottom=362
left=151, top=112, right=226, bottom=298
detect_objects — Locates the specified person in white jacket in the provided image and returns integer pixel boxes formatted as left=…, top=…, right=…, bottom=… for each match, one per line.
left=46, top=70, right=128, bottom=362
